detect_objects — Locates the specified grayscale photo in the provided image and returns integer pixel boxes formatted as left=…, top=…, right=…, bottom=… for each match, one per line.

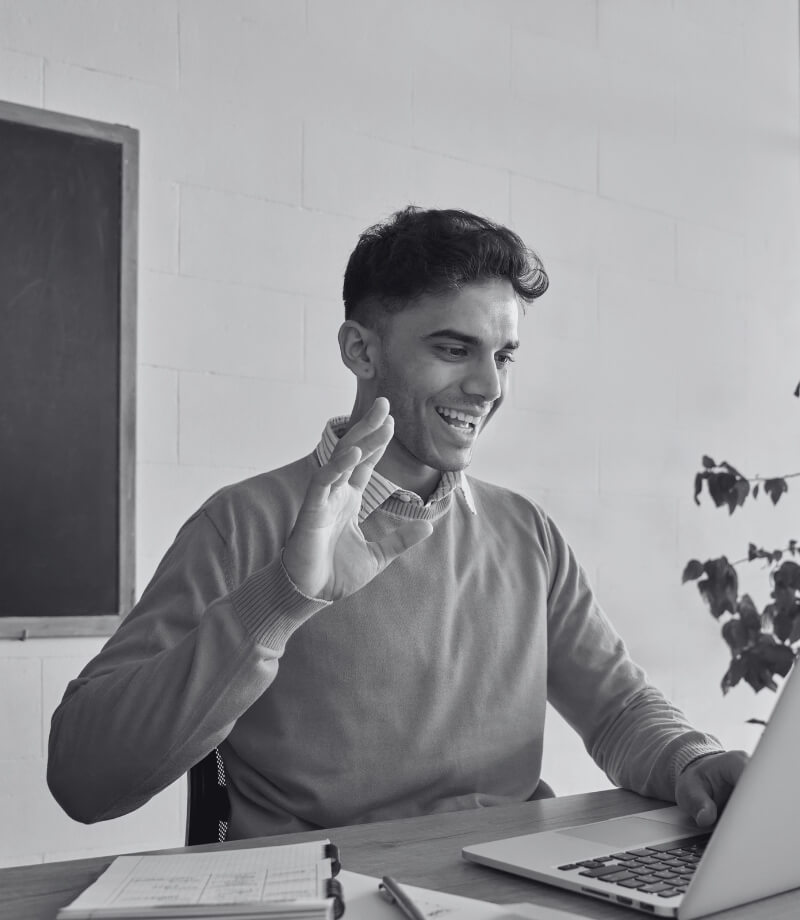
left=0, top=2, right=798, bottom=919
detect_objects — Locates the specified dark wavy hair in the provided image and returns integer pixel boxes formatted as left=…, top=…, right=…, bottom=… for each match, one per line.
left=343, top=206, right=549, bottom=327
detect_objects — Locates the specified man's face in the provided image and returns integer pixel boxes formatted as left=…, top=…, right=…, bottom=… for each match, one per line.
left=371, top=278, right=520, bottom=489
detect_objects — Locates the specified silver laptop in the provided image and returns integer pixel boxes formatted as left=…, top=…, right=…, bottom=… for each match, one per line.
left=464, top=661, right=800, bottom=918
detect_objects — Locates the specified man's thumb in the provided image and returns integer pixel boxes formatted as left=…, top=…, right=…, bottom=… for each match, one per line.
left=694, top=802, right=717, bottom=827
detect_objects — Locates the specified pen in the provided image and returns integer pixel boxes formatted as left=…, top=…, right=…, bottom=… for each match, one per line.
left=379, top=875, right=427, bottom=920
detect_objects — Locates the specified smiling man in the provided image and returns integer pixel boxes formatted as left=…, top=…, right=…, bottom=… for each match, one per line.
left=341, top=277, right=516, bottom=496
left=48, top=207, right=745, bottom=839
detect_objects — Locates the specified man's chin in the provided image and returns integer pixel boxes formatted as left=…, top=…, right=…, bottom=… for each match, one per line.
left=432, top=448, right=473, bottom=473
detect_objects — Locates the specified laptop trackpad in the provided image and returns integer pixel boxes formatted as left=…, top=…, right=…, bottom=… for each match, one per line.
left=558, top=816, right=690, bottom=847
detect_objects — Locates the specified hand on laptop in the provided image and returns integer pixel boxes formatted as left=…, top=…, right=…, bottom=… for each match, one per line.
left=675, top=749, right=749, bottom=827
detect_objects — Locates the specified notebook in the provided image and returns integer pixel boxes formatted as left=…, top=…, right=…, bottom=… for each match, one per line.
left=57, top=840, right=344, bottom=919
left=464, top=660, right=800, bottom=918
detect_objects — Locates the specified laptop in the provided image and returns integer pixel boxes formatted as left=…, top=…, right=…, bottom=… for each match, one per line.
left=463, top=661, right=800, bottom=918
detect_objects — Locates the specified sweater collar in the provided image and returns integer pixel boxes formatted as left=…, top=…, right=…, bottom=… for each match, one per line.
left=314, top=416, right=477, bottom=524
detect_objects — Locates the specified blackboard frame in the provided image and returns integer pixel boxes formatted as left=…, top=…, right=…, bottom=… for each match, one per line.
left=0, top=100, right=138, bottom=639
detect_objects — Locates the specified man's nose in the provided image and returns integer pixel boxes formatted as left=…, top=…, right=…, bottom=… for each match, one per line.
left=462, top=358, right=502, bottom=403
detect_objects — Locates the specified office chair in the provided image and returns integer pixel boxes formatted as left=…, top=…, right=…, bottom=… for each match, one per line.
left=184, top=748, right=554, bottom=845
left=186, top=747, right=231, bottom=845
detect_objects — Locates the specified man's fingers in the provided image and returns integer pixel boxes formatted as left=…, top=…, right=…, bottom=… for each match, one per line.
left=692, top=799, right=717, bottom=828
left=371, top=519, right=434, bottom=568
left=678, top=778, right=717, bottom=827
left=309, top=446, right=362, bottom=495
left=342, top=416, right=394, bottom=467
left=332, top=424, right=393, bottom=493
left=348, top=447, right=387, bottom=491
left=306, top=403, right=395, bottom=506
left=329, top=406, right=394, bottom=493
left=696, top=804, right=717, bottom=827
left=335, top=398, right=392, bottom=454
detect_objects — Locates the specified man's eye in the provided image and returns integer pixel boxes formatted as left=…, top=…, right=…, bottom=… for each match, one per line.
left=496, top=354, right=515, bottom=367
left=437, top=346, right=468, bottom=358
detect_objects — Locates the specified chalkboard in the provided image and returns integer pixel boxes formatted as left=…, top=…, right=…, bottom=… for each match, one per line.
left=0, top=101, right=138, bottom=638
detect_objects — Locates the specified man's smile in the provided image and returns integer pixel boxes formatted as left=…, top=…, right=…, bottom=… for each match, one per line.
left=434, top=406, right=487, bottom=431
left=433, top=405, right=489, bottom=439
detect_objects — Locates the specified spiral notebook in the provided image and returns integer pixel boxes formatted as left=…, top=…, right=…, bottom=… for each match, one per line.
left=56, top=840, right=344, bottom=920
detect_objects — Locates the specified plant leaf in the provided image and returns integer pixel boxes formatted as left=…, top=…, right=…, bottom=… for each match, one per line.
left=722, top=461, right=746, bottom=480
left=722, top=618, right=748, bottom=651
left=733, top=479, right=750, bottom=508
left=759, top=640, right=795, bottom=678
left=773, top=609, right=792, bottom=641
left=694, top=472, right=704, bottom=505
left=737, top=593, right=760, bottom=623
left=721, top=657, right=745, bottom=694
left=789, top=609, right=800, bottom=643
left=698, top=557, right=739, bottom=619
left=682, top=559, right=705, bottom=583
left=702, top=455, right=716, bottom=469
left=707, top=471, right=738, bottom=509
left=774, top=560, right=800, bottom=591
left=764, top=478, right=789, bottom=505
left=772, top=582, right=797, bottom=614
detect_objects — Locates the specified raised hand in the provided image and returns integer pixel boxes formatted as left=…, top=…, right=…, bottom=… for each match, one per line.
left=282, top=398, right=434, bottom=601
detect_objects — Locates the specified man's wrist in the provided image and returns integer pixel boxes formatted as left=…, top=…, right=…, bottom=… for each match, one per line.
left=678, top=750, right=723, bottom=776
left=280, top=547, right=328, bottom=602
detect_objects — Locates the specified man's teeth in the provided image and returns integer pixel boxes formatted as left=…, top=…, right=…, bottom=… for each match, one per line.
left=436, top=407, right=480, bottom=428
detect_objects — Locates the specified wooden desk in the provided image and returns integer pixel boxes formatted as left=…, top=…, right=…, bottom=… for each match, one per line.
left=2, top=789, right=798, bottom=920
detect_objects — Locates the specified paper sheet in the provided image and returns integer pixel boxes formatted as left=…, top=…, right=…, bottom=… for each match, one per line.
left=338, top=870, right=590, bottom=920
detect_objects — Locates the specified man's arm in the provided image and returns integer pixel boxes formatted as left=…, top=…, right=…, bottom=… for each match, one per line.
left=47, top=514, right=329, bottom=823
left=48, top=398, right=432, bottom=823
left=541, top=512, right=727, bottom=806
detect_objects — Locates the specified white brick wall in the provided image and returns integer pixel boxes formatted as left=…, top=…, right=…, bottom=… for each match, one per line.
left=511, top=32, right=600, bottom=190
left=0, top=48, right=42, bottom=105
left=0, top=0, right=797, bottom=865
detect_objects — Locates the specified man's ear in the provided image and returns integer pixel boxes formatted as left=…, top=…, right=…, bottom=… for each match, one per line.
left=338, top=320, right=381, bottom=379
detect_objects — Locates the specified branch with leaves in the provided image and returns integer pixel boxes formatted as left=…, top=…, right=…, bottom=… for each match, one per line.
left=682, top=551, right=799, bottom=694
left=693, top=455, right=796, bottom=513
left=682, top=381, right=799, bottom=698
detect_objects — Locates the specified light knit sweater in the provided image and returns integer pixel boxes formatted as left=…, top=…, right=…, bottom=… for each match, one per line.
left=47, top=445, right=722, bottom=838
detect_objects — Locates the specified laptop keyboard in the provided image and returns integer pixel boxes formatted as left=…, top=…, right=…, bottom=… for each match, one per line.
left=557, top=834, right=711, bottom=898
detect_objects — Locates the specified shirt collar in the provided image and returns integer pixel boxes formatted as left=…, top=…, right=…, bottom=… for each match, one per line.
left=314, top=416, right=477, bottom=524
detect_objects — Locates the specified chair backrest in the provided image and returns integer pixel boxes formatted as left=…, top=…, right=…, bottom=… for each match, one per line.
left=184, top=749, right=552, bottom=844
left=186, top=747, right=231, bottom=846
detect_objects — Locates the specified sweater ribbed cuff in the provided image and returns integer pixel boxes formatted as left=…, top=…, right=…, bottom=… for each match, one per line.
left=669, top=735, right=725, bottom=790
left=230, top=556, right=331, bottom=652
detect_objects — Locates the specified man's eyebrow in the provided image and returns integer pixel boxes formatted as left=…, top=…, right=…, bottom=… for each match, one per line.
left=424, top=328, right=520, bottom=350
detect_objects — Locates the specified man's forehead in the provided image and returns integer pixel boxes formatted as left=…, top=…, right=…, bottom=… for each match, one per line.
left=402, top=283, right=521, bottom=341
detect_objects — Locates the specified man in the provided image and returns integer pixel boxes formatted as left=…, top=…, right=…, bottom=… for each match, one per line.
left=48, top=207, right=745, bottom=839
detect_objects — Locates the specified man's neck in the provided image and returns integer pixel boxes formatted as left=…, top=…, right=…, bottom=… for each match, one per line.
left=373, top=442, right=443, bottom=502
left=340, top=405, right=444, bottom=501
